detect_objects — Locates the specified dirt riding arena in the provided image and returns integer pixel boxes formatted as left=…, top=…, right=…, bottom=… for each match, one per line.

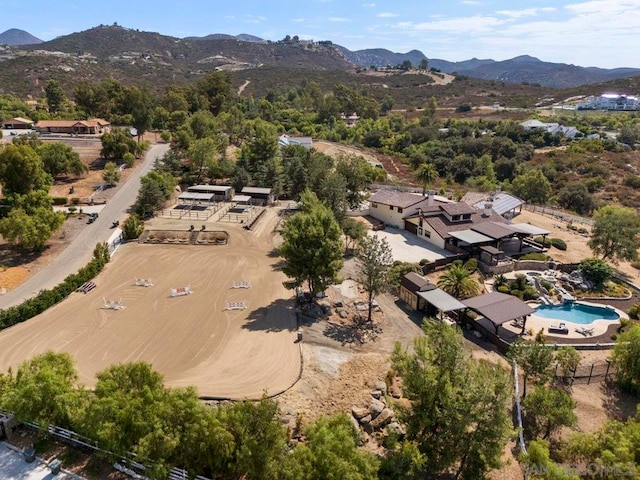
left=0, top=223, right=300, bottom=399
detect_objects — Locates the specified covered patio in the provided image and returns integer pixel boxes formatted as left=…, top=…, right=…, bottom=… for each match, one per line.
left=463, top=291, right=536, bottom=335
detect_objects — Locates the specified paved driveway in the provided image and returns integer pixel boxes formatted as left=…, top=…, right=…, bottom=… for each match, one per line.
left=0, top=442, right=78, bottom=479
left=369, top=228, right=452, bottom=263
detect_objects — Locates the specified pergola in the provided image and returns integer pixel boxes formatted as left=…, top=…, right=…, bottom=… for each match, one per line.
left=462, top=292, right=536, bottom=335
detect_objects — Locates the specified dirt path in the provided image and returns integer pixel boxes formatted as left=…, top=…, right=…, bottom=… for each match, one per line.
left=237, top=80, right=250, bottom=94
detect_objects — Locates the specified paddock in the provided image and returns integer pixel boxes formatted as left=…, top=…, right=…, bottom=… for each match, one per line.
left=0, top=233, right=300, bottom=399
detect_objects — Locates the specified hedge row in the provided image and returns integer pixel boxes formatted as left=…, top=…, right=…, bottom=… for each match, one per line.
left=0, top=243, right=110, bottom=331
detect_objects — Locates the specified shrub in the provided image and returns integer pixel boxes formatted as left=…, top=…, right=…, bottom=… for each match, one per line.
left=550, top=238, right=567, bottom=251
left=579, top=258, right=612, bottom=288
left=68, top=206, right=77, bottom=214
left=519, top=253, right=549, bottom=261
left=510, top=289, right=523, bottom=299
left=497, top=285, right=510, bottom=294
left=533, top=236, right=551, bottom=247
left=123, top=152, right=135, bottom=168
left=419, top=258, right=429, bottom=266
left=52, top=196, right=68, bottom=206
left=463, top=258, right=478, bottom=273
left=160, top=131, right=171, bottom=142
left=522, top=287, right=539, bottom=301
left=628, top=303, right=640, bottom=320
left=71, top=197, right=80, bottom=206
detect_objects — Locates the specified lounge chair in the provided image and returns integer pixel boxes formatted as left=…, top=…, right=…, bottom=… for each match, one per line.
left=548, top=323, right=569, bottom=334
left=575, top=326, right=595, bottom=336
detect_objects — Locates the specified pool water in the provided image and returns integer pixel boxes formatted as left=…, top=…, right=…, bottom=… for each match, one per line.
left=534, top=303, right=619, bottom=325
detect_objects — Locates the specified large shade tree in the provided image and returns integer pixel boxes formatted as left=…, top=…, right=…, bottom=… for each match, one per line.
left=280, top=191, right=344, bottom=297
left=588, top=205, right=640, bottom=263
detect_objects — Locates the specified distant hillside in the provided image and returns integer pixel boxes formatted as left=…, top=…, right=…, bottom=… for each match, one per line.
left=337, top=46, right=427, bottom=68
left=428, top=57, right=495, bottom=73
left=0, top=28, right=43, bottom=45
left=186, top=33, right=264, bottom=43
left=454, top=55, right=640, bottom=88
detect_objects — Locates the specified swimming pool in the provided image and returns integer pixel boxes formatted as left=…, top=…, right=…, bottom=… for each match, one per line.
left=534, top=302, right=619, bottom=325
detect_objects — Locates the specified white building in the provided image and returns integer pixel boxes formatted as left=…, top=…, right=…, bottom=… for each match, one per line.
left=578, top=94, right=640, bottom=111
left=367, top=190, right=451, bottom=229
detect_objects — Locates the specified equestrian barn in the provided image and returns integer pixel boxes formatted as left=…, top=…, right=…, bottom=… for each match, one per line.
left=241, top=187, right=274, bottom=205
left=187, top=185, right=235, bottom=202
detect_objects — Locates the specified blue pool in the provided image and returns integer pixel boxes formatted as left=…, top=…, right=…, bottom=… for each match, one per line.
left=535, top=303, right=619, bottom=325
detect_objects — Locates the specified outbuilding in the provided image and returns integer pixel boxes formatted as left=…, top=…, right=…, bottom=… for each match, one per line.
left=241, top=187, right=274, bottom=205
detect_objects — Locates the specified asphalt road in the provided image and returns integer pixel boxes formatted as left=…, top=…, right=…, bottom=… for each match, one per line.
left=0, top=143, right=170, bottom=309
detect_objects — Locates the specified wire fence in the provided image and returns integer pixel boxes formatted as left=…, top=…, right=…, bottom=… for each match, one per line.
left=522, top=204, right=594, bottom=229
left=554, top=361, right=614, bottom=385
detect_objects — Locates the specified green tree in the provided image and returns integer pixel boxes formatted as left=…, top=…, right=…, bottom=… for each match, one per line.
left=123, top=213, right=145, bottom=240
left=0, top=191, right=65, bottom=251
left=284, top=414, right=379, bottom=480
left=197, top=71, right=233, bottom=116
left=125, top=86, right=153, bottom=141
left=557, top=182, right=596, bottom=215
left=555, top=346, right=581, bottom=381
left=578, top=257, right=612, bottom=288
left=392, top=321, right=512, bottom=479
left=510, top=169, right=551, bottom=205
left=0, top=144, right=52, bottom=195
left=280, top=191, right=344, bottom=297
left=100, top=128, right=138, bottom=160
left=45, top=79, right=66, bottom=113
left=612, top=324, right=640, bottom=393
left=523, top=386, right=577, bottom=439
left=415, top=162, right=438, bottom=196
left=588, top=205, right=640, bottom=263
left=520, top=440, right=580, bottom=480
left=134, top=171, right=175, bottom=217
left=38, top=142, right=87, bottom=178
left=3, top=351, right=80, bottom=429
left=103, top=161, right=121, bottom=186
left=356, top=235, right=393, bottom=322
left=508, top=337, right=554, bottom=397
left=342, top=217, right=367, bottom=251
left=437, top=263, right=480, bottom=299
left=335, top=154, right=384, bottom=209
left=318, top=171, right=348, bottom=225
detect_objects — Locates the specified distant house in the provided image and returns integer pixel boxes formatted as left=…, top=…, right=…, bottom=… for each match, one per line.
left=1, top=117, right=34, bottom=129
left=460, top=191, right=523, bottom=218
left=278, top=134, right=313, bottom=149
left=340, top=112, right=360, bottom=127
left=578, top=94, right=640, bottom=111
left=522, top=120, right=583, bottom=139
left=241, top=186, right=274, bottom=205
left=520, top=119, right=582, bottom=139
left=367, top=190, right=452, bottom=229
left=34, top=118, right=110, bottom=135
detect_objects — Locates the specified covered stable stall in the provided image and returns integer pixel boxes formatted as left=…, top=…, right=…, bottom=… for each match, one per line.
left=178, top=192, right=215, bottom=205
left=187, top=185, right=234, bottom=202
left=241, top=187, right=274, bottom=205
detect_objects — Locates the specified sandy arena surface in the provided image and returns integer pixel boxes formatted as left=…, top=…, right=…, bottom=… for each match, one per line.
left=0, top=223, right=301, bottom=400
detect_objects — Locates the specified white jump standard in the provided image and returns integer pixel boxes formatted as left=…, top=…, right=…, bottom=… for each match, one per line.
left=170, top=286, right=193, bottom=297
left=134, top=277, right=154, bottom=287
left=101, top=298, right=125, bottom=310
left=225, top=301, right=247, bottom=310
left=231, top=281, right=252, bottom=289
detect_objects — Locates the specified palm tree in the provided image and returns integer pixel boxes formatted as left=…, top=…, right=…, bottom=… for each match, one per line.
left=437, top=263, right=481, bottom=299
left=415, top=163, right=438, bottom=196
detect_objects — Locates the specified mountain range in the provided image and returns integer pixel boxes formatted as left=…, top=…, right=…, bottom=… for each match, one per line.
left=0, top=26, right=639, bottom=91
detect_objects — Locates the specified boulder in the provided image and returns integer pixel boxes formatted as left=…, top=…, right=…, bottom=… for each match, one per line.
left=371, top=408, right=394, bottom=429
left=370, top=398, right=385, bottom=417
left=359, top=414, right=372, bottom=425
left=390, top=388, right=402, bottom=399
left=352, top=406, right=369, bottom=419
left=371, top=390, right=382, bottom=399
left=374, top=380, right=388, bottom=395
left=338, top=309, right=349, bottom=319
left=387, top=421, right=405, bottom=437
left=350, top=415, right=361, bottom=435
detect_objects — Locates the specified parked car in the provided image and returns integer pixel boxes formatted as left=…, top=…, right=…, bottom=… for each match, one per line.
left=87, top=212, right=99, bottom=224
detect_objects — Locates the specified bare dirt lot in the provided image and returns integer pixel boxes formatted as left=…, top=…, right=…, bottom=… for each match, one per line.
left=0, top=224, right=301, bottom=399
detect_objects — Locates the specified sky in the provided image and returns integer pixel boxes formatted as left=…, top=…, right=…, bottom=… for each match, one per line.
left=2, top=0, right=639, bottom=69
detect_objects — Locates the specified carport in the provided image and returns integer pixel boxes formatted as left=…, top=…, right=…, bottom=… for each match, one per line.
left=417, top=288, right=466, bottom=320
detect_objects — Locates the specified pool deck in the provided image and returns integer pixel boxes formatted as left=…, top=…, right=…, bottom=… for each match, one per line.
left=484, top=270, right=626, bottom=343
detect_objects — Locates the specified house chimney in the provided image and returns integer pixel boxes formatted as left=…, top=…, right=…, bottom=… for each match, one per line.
left=483, top=202, right=493, bottom=217
left=427, top=190, right=435, bottom=207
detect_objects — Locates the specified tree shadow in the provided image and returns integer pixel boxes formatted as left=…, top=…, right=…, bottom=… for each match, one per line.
left=323, top=317, right=382, bottom=346
left=241, top=297, right=298, bottom=333
left=0, top=244, right=47, bottom=268
left=88, top=157, right=107, bottom=171
left=600, top=380, right=638, bottom=421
